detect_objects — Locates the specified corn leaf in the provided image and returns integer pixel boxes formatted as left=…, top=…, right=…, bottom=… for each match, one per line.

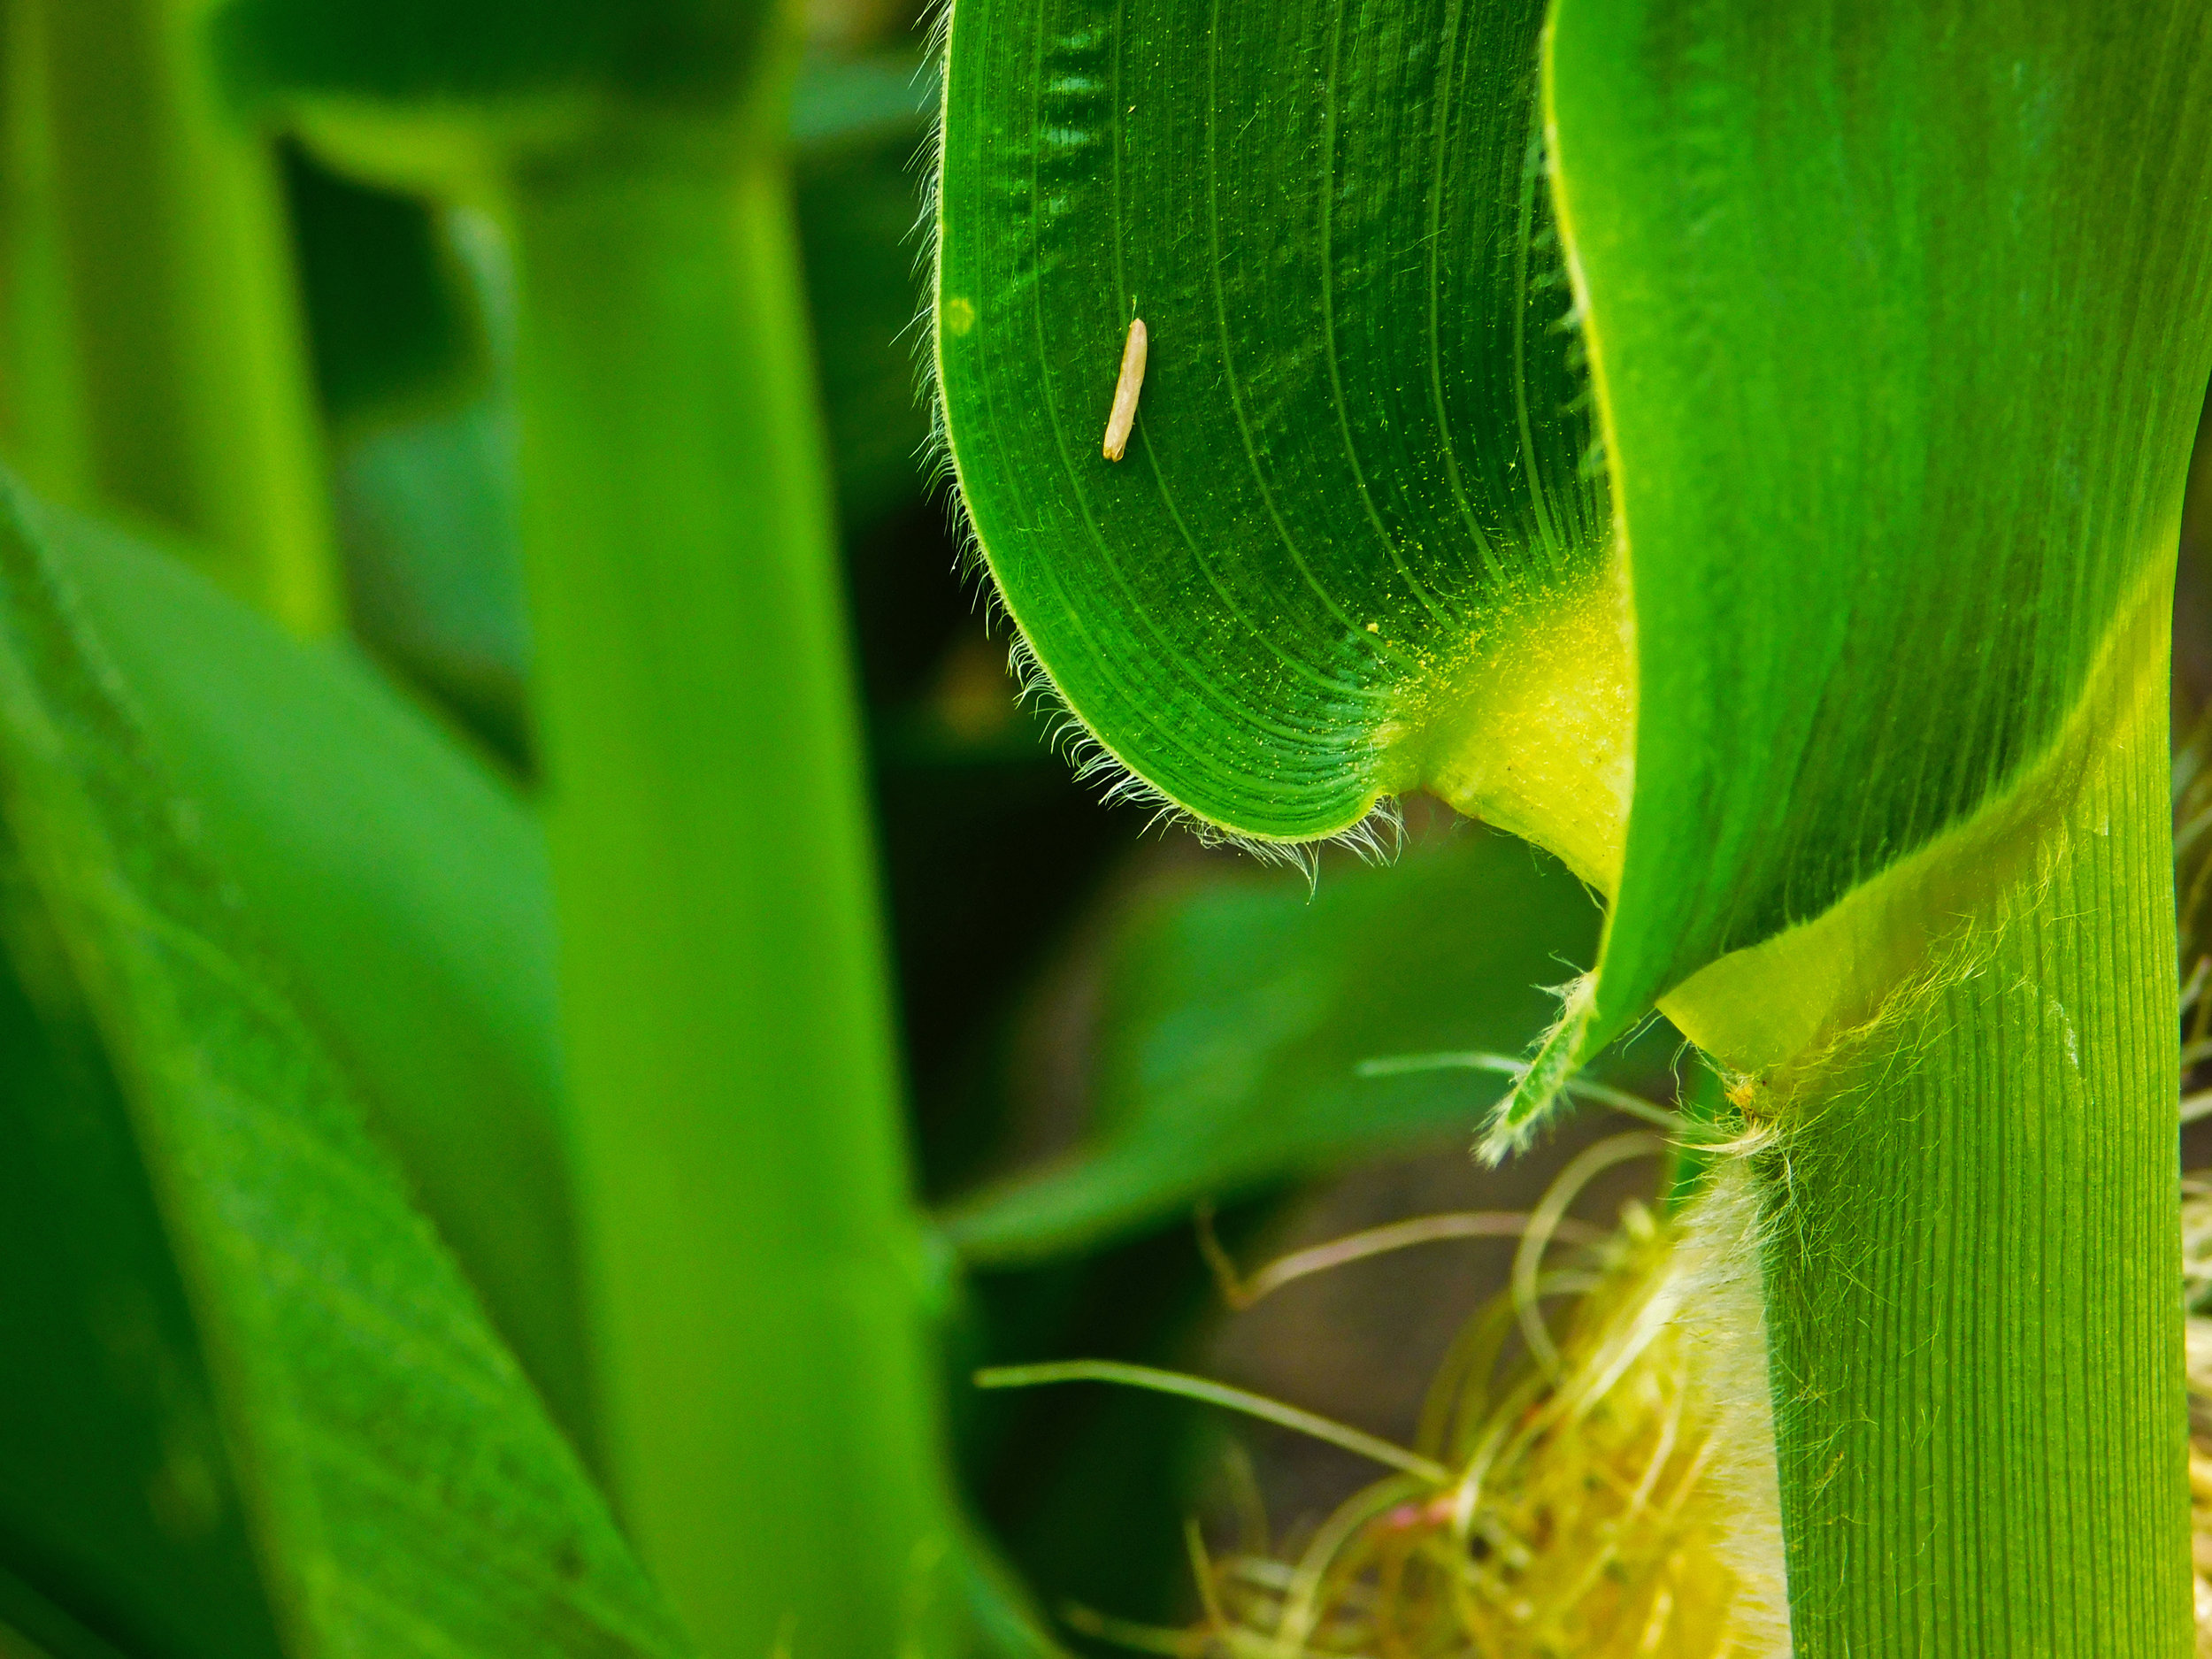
left=937, top=0, right=2212, bottom=1640
left=0, top=874, right=285, bottom=1659
left=1549, top=0, right=2212, bottom=1066
left=45, top=511, right=589, bottom=1458
left=941, top=831, right=1607, bottom=1263
left=333, top=396, right=536, bottom=764
left=4, top=0, right=342, bottom=634
left=0, top=1565, right=144, bottom=1659
left=1540, top=6, right=2212, bottom=1646
left=286, top=153, right=491, bottom=429
left=211, top=0, right=775, bottom=117
left=0, top=476, right=687, bottom=1657
left=934, top=0, right=1616, bottom=859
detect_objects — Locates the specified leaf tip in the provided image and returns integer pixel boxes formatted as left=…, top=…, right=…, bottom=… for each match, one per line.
left=1477, top=974, right=1598, bottom=1164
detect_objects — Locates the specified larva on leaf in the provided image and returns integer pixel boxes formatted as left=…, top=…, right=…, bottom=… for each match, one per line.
left=1102, top=318, right=1148, bottom=461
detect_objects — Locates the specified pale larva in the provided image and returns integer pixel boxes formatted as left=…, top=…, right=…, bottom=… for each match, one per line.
left=1102, top=318, right=1148, bottom=461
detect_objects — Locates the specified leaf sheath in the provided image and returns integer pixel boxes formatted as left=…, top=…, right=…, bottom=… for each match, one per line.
left=1755, top=608, right=2187, bottom=1655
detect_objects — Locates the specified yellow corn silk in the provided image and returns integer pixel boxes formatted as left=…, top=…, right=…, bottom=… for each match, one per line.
left=2181, top=1181, right=2212, bottom=1653
left=1160, top=1182, right=1788, bottom=1659
left=2171, top=735, right=2212, bottom=1655
left=1094, top=702, right=2212, bottom=1659
left=1124, top=1132, right=2212, bottom=1659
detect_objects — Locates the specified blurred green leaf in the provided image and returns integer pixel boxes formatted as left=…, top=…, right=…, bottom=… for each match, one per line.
left=792, top=49, right=934, bottom=148
left=6, top=0, right=342, bottom=633
left=950, top=1537, right=1075, bottom=1659
left=0, top=1564, right=139, bottom=1659
left=331, top=397, right=535, bottom=772
left=285, top=146, right=490, bottom=431
left=0, top=477, right=673, bottom=1654
left=0, top=872, right=284, bottom=1659
left=211, top=0, right=778, bottom=124
left=796, top=53, right=936, bottom=533
left=313, top=50, right=937, bottom=765
left=46, top=504, right=586, bottom=1460
left=939, top=830, right=1606, bottom=1264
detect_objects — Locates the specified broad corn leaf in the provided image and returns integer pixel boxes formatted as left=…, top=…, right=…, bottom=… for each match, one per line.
left=1550, top=0, right=2212, bottom=1078
left=0, top=889, right=285, bottom=1659
left=0, top=474, right=688, bottom=1657
left=1537, top=8, right=2212, bottom=1646
left=48, top=511, right=587, bottom=1457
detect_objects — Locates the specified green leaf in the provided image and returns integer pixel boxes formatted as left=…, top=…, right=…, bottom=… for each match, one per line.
left=0, top=876, right=285, bottom=1659
left=207, top=0, right=793, bottom=222
left=332, top=395, right=537, bottom=771
left=6, top=0, right=342, bottom=634
left=0, top=475, right=685, bottom=1656
left=933, top=0, right=1623, bottom=866
left=796, top=52, right=941, bottom=533
left=197, top=13, right=984, bottom=1653
left=1537, top=5, right=2212, bottom=1646
left=1548, top=0, right=2212, bottom=1067
left=792, top=48, right=935, bottom=150
left=0, top=1564, right=144, bottom=1659
left=210, top=0, right=777, bottom=123
left=939, top=0, right=2212, bottom=1641
left=286, top=147, right=492, bottom=429
left=48, top=505, right=589, bottom=1463
left=309, top=52, right=942, bottom=766
left=940, top=830, right=1608, bottom=1264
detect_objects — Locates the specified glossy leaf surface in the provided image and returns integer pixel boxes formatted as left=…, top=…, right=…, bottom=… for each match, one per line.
left=935, top=0, right=1613, bottom=849
left=0, top=478, right=685, bottom=1657
left=1555, top=0, right=2212, bottom=1054
left=941, top=830, right=1605, bottom=1263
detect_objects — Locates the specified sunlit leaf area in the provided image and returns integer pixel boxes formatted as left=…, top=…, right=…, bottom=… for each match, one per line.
left=0, top=0, right=2208, bottom=1655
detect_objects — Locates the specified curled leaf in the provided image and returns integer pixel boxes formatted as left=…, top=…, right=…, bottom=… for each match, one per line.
left=935, top=0, right=1626, bottom=876
left=937, top=0, right=2212, bottom=1130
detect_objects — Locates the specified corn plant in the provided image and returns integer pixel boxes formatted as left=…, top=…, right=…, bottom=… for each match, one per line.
left=935, top=0, right=2212, bottom=1650
left=0, top=0, right=2208, bottom=1655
